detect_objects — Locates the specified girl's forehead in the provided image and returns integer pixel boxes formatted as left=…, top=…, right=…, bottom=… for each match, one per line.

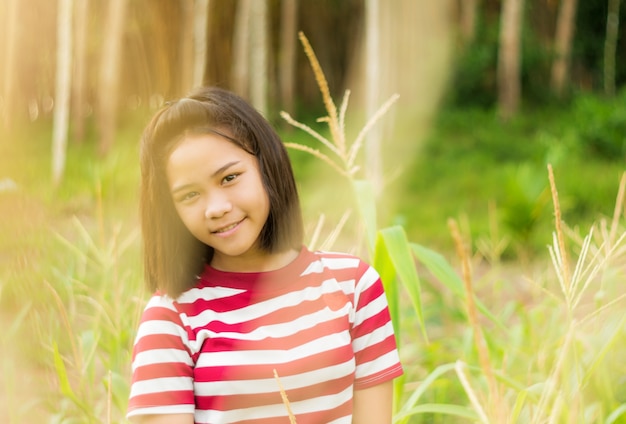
left=169, top=133, right=252, bottom=161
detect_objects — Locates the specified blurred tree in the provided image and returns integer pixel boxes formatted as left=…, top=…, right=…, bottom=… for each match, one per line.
left=604, top=0, right=622, bottom=96
left=1, top=0, right=19, bottom=130
left=551, top=0, right=578, bottom=96
left=364, top=0, right=382, bottom=193
left=279, top=0, right=298, bottom=114
left=96, top=0, right=128, bottom=155
left=71, top=0, right=89, bottom=143
left=193, top=0, right=210, bottom=88
left=498, top=0, right=524, bottom=119
left=52, top=0, right=73, bottom=185
left=232, top=0, right=251, bottom=98
left=180, top=0, right=195, bottom=95
left=458, top=0, right=479, bottom=47
left=249, top=0, right=269, bottom=116
left=230, top=0, right=269, bottom=115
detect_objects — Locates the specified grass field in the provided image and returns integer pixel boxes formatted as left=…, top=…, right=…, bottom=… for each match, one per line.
left=1, top=93, right=626, bottom=422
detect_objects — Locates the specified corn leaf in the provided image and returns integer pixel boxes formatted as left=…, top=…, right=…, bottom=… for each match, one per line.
left=352, top=179, right=377, bottom=253
left=411, top=243, right=505, bottom=331
left=379, top=226, right=427, bottom=342
left=394, top=403, right=480, bottom=422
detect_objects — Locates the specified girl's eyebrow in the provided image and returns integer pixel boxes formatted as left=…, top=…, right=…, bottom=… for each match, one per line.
left=171, top=160, right=242, bottom=195
left=212, top=160, right=241, bottom=178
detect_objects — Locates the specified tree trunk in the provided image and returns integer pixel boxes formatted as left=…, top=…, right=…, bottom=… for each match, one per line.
left=2, top=0, right=20, bottom=131
left=365, top=0, right=382, bottom=194
left=497, top=0, right=524, bottom=120
left=604, top=0, right=622, bottom=97
left=232, top=0, right=251, bottom=97
left=71, top=0, right=89, bottom=143
left=248, top=0, right=268, bottom=116
left=193, top=0, right=210, bottom=88
left=279, top=0, right=298, bottom=114
left=96, top=0, right=128, bottom=155
left=551, top=0, right=578, bottom=96
left=458, top=0, right=478, bottom=46
left=52, top=0, right=73, bottom=186
left=180, top=0, right=195, bottom=95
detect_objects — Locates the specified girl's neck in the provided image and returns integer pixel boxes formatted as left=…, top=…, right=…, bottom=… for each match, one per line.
left=210, top=248, right=300, bottom=273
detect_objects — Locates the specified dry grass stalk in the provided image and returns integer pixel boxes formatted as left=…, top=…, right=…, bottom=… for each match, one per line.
left=454, top=360, right=489, bottom=424
left=531, top=323, right=576, bottom=423
left=282, top=32, right=399, bottom=183
left=347, top=93, right=400, bottom=168
left=283, top=141, right=352, bottom=177
left=280, top=111, right=342, bottom=157
left=307, top=210, right=352, bottom=252
left=107, top=370, right=112, bottom=424
left=448, top=218, right=500, bottom=418
left=547, top=164, right=570, bottom=290
left=44, top=279, right=81, bottom=371
left=297, top=31, right=344, bottom=152
left=273, top=369, right=297, bottom=424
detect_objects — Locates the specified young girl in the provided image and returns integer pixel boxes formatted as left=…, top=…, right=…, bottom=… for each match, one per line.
left=127, top=86, right=403, bottom=424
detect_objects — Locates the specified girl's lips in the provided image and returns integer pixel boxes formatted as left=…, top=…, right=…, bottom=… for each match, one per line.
left=212, top=219, right=243, bottom=236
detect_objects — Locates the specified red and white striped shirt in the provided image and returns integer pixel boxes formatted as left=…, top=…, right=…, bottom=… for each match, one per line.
left=127, top=247, right=403, bottom=423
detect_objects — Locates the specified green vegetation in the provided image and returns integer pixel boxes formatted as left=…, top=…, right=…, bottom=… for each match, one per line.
left=2, top=64, right=626, bottom=424
left=397, top=91, right=626, bottom=260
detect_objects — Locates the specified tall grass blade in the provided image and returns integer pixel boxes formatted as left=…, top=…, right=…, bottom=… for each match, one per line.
left=373, top=233, right=399, bottom=339
left=378, top=226, right=427, bottom=342
left=510, top=389, right=529, bottom=423
left=394, top=403, right=480, bottom=422
left=371, top=231, right=405, bottom=416
left=52, top=341, right=92, bottom=418
left=395, top=362, right=458, bottom=420
left=606, top=404, right=626, bottom=424
left=411, top=243, right=505, bottom=330
left=454, top=360, right=490, bottom=424
left=580, top=313, right=626, bottom=389
left=353, top=179, right=377, bottom=252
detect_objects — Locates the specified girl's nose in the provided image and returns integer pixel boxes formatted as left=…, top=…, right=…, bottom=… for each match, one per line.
left=204, top=193, right=232, bottom=219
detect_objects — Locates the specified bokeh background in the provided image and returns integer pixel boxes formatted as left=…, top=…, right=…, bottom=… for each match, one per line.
left=1, top=0, right=626, bottom=422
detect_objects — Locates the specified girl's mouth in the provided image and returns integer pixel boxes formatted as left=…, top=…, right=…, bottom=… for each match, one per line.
left=212, top=220, right=242, bottom=234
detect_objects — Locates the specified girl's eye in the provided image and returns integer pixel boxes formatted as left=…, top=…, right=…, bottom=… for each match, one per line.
left=222, top=173, right=239, bottom=184
left=179, top=191, right=199, bottom=202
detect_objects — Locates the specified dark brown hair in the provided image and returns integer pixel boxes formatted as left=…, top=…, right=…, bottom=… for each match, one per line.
left=139, top=86, right=303, bottom=297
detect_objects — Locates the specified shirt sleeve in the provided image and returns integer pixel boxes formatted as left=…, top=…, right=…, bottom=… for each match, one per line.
left=351, top=262, right=404, bottom=389
left=127, top=295, right=196, bottom=418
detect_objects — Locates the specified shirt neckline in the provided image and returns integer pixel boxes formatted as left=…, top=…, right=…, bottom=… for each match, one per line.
left=198, top=246, right=311, bottom=293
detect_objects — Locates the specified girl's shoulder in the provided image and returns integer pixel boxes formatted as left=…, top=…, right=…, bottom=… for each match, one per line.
left=304, top=248, right=374, bottom=277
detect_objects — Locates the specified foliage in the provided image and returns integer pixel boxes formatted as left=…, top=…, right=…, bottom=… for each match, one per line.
left=572, top=89, right=626, bottom=160
left=284, top=32, right=626, bottom=423
left=44, top=216, right=140, bottom=423
left=397, top=102, right=625, bottom=261
left=447, top=0, right=626, bottom=110
left=575, top=0, right=626, bottom=90
left=3, top=29, right=626, bottom=424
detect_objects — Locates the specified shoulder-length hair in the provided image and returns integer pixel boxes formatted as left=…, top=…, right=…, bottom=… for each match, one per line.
left=140, top=86, right=304, bottom=297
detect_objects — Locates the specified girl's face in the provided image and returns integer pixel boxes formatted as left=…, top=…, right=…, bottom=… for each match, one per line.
left=166, top=132, right=270, bottom=271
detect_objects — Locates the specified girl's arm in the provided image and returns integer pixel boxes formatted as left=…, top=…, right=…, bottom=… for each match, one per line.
left=352, top=380, right=394, bottom=424
left=130, top=414, right=194, bottom=424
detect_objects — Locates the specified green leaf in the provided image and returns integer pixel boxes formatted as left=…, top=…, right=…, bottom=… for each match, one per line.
left=373, top=232, right=400, bottom=342
left=510, top=389, right=529, bottom=422
left=606, top=403, right=626, bottom=424
left=378, top=226, right=427, bottom=342
left=581, top=313, right=626, bottom=389
left=411, top=243, right=505, bottom=331
left=394, top=403, right=480, bottom=422
left=52, top=341, right=92, bottom=418
left=396, top=362, right=458, bottom=418
left=352, top=179, right=377, bottom=253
